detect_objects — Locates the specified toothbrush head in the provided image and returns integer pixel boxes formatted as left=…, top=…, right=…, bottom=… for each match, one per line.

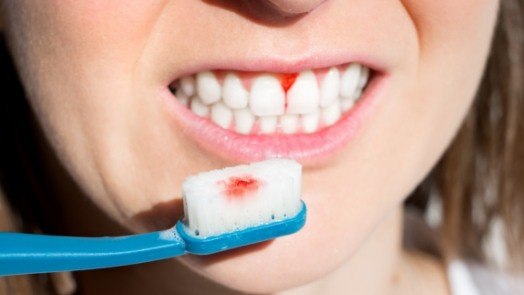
left=178, top=159, right=305, bottom=255
left=176, top=201, right=306, bottom=255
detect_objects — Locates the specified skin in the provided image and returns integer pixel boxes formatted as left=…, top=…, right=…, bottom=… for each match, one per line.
left=1, top=0, right=500, bottom=294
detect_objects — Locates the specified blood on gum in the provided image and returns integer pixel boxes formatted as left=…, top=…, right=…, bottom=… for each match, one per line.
left=281, top=73, right=298, bottom=109
left=280, top=73, right=298, bottom=92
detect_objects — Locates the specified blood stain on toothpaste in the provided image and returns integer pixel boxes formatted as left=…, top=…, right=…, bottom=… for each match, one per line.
left=220, top=175, right=260, bottom=198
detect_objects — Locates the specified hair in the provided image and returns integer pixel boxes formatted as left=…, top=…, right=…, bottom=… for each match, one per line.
left=408, top=0, right=524, bottom=270
left=1, top=0, right=523, bottom=294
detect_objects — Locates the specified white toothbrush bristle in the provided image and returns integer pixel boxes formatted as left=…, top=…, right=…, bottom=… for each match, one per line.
left=182, top=159, right=302, bottom=238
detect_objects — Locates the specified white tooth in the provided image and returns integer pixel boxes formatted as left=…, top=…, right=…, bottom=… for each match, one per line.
left=190, top=96, right=210, bottom=117
left=359, top=67, right=370, bottom=89
left=322, top=100, right=341, bottom=126
left=234, top=109, right=255, bottom=134
left=340, top=64, right=361, bottom=98
left=223, top=73, right=248, bottom=109
left=196, top=71, right=221, bottom=105
left=320, top=67, right=340, bottom=108
left=341, top=88, right=362, bottom=112
left=302, top=112, right=320, bottom=133
left=180, top=76, right=196, bottom=97
left=250, top=75, right=285, bottom=116
left=286, top=70, right=320, bottom=114
left=341, top=97, right=355, bottom=112
left=175, top=88, right=189, bottom=107
left=259, top=116, right=277, bottom=134
left=352, top=88, right=363, bottom=100
left=280, top=115, right=299, bottom=134
left=211, top=102, right=233, bottom=129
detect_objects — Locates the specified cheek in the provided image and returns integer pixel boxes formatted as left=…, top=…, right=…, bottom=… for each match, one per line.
left=3, top=0, right=180, bottom=226
left=319, top=1, right=501, bottom=231
left=5, top=0, right=169, bottom=128
left=404, top=0, right=500, bottom=143
left=402, top=0, right=500, bottom=58
left=31, top=1, right=167, bottom=65
left=378, top=1, right=500, bottom=193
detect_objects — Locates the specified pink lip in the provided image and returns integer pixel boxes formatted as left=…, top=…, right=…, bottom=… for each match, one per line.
left=161, top=51, right=391, bottom=86
left=161, top=69, right=389, bottom=165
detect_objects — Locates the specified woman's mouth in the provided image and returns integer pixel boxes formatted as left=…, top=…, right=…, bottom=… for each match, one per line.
left=162, top=62, right=387, bottom=164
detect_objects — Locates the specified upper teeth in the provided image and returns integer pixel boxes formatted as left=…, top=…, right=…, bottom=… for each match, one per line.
left=171, top=63, right=370, bottom=135
left=250, top=75, right=286, bottom=116
left=286, top=70, right=320, bottom=115
left=223, top=73, right=249, bottom=109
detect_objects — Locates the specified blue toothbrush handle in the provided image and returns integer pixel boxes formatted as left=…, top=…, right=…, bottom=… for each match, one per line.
left=0, top=229, right=186, bottom=276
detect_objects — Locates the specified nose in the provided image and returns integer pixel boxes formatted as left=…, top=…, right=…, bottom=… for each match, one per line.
left=263, top=0, right=326, bottom=16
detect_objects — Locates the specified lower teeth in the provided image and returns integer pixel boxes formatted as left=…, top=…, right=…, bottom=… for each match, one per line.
left=172, top=88, right=366, bottom=135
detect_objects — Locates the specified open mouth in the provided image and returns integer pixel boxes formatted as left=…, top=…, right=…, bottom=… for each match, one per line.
left=162, top=61, right=385, bottom=164
left=168, top=63, right=370, bottom=135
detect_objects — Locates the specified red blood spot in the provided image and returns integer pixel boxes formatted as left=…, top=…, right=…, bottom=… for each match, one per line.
left=281, top=73, right=298, bottom=109
left=281, top=73, right=298, bottom=92
left=221, top=175, right=260, bottom=198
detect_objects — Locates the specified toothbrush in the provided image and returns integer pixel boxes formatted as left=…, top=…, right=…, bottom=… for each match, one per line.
left=0, top=159, right=306, bottom=276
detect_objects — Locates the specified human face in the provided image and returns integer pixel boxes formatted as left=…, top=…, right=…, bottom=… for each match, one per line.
left=2, top=0, right=499, bottom=293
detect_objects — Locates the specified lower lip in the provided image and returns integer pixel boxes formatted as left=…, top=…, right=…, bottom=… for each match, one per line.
left=161, top=73, right=389, bottom=165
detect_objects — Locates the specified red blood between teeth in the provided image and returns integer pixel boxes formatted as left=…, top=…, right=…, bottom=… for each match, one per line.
left=281, top=73, right=298, bottom=92
left=281, top=73, right=298, bottom=109
left=220, top=175, right=260, bottom=198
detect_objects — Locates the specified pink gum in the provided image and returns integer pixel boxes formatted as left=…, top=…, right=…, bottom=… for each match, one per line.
left=211, top=64, right=349, bottom=91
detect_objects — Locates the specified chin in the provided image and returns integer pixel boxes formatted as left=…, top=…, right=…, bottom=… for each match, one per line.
left=177, top=239, right=332, bottom=294
left=173, top=197, right=379, bottom=294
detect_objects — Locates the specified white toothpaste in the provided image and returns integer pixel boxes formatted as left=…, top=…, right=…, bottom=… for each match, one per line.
left=182, top=159, right=302, bottom=237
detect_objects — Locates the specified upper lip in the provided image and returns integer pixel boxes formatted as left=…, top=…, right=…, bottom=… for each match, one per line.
left=163, top=48, right=389, bottom=85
